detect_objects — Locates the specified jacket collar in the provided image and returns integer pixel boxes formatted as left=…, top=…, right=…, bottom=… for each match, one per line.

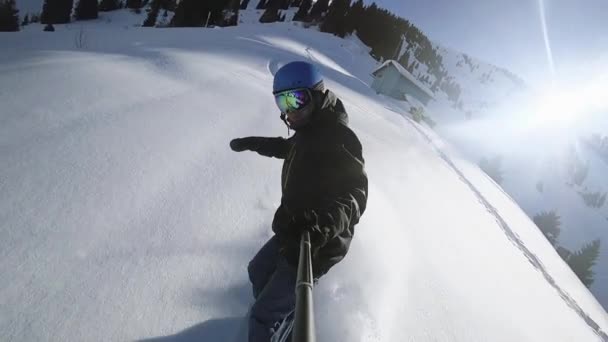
left=305, top=90, right=349, bottom=129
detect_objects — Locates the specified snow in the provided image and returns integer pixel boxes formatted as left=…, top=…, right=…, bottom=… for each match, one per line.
left=1, top=10, right=608, bottom=341
left=434, top=93, right=608, bottom=310
left=414, top=38, right=608, bottom=309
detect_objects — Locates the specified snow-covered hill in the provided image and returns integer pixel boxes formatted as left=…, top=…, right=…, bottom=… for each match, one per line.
left=434, top=64, right=608, bottom=310
left=434, top=46, right=525, bottom=117
left=1, top=10, right=607, bottom=342
left=388, top=30, right=525, bottom=124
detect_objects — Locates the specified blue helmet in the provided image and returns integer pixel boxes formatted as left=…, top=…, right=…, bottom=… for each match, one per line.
left=273, top=61, right=323, bottom=94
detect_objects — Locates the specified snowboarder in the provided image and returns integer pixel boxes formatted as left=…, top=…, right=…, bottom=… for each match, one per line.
left=230, top=61, right=368, bottom=342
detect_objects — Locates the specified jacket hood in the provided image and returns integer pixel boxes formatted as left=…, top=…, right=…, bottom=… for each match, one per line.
left=312, top=89, right=349, bottom=127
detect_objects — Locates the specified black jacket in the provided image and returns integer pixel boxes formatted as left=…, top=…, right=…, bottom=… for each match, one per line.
left=245, top=90, right=368, bottom=277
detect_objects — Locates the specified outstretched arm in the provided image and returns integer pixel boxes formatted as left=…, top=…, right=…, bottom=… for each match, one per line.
left=230, top=136, right=292, bottom=159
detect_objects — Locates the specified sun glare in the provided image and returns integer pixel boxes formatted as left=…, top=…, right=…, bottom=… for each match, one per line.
left=527, top=73, right=608, bottom=128
left=538, top=0, right=555, bottom=77
left=530, top=0, right=608, bottom=129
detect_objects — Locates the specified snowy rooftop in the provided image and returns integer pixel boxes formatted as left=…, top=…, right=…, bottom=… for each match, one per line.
left=372, top=59, right=435, bottom=98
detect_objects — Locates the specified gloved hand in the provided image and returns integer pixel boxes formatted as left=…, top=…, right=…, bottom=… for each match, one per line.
left=291, top=210, right=328, bottom=254
left=307, top=225, right=328, bottom=256
left=230, top=137, right=259, bottom=152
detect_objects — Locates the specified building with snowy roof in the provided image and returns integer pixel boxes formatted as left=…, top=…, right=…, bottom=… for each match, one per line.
left=371, top=60, right=434, bottom=106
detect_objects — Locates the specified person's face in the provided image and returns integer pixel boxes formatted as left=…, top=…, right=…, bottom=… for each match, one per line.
left=274, top=88, right=314, bottom=129
left=286, top=104, right=314, bottom=129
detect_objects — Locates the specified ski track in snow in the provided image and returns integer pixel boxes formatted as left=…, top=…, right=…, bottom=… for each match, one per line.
left=408, top=120, right=608, bottom=340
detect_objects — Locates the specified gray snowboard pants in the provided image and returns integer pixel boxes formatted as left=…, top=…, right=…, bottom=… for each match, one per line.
left=248, top=236, right=296, bottom=342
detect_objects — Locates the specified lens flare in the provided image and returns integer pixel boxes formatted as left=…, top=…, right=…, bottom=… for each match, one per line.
left=538, top=0, right=556, bottom=78
left=525, top=68, right=608, bottom=129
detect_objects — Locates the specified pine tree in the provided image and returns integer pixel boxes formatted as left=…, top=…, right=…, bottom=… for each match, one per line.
left=126, top=0, right=142, bottom=9
left=170, top=0, right=209, bottom=26
left=556, top=246, right=572, bottom=261
left=309, top=0, right=328, bottom=21
left=64, top=0, right=74, bottom=20
left=143, top=0, right=160, bottom=26
left=259, top=0, right=280, bottom=23
left=21, top=13, right=29, bottom=26
left=533, top=211, right=561, bottom=246
left=207, top=0, right=222, bottom=25
left=0, top=0, right=19, bottom=31
left=320, top=0, right=350, bottom=37
left=567, top=239, right=601, bottom=287
left=354, top=2, right=380, bottom=57
left=231, top=0, right=241, bottom=25
left=160, top=0, right=176, bottom=11
left=240, top=0, right=250, bottom=10
left=292, top=0, right=310, bottom=21
left=256, top=0, right=267, bottom=9
left=74, top=0, right=98, bottom=20
left=344, top=0, right=362, bottom=34
left=99, top=0, right=120, bottom=11
left=41, top=0, right=53, bottom=23
left=221, top=0, right=240, bottom=26
left=41, top=0, right=73, bottom=24
left=207, top=0, right=241, bottom=27
left=579, top=190, right=607, bottom=208
left=351, top=3, right=428, bottom=63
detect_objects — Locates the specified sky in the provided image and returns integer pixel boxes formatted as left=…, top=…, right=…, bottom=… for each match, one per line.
left=373, top=0, right=608, bottom=85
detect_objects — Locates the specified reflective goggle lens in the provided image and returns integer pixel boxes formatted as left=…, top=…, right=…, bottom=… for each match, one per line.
left=274, top=89, right=311, bottom=113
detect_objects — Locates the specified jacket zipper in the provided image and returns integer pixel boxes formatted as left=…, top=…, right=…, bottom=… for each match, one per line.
left=283, top=146, right=297, bottom=191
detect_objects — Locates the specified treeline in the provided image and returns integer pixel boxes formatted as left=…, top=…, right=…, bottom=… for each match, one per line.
left=4, top=0, right=148, bottom=31
left=475, top=151, right=603, bottom=287
left=5, top=0, right=449, bottom=92
left=533, top=210, right=601, bottom=288
left=0, top=0, right=136, bottom=32
left=163, top=0, right=238, bottom=27
left=0, top=0, right=19, bottom=31
left=578, top=190, right=607, bottom=209
left=4, top=0, right=453, bottom=103
left=148, top=0, right=448, bottom=96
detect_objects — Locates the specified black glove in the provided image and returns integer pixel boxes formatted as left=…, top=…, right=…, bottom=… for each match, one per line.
left=230, top=137, right=259, bottom=152
left=307, top=225, right=328, bottom=255
left=291, top=210, right=328, bottom=254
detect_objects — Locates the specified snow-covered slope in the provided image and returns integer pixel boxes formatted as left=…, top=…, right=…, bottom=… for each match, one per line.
left=391, top=34, right=525, bottom=124
left=1, top=11, right=607, bottom=341
left=435, top=46, right=525, bottom=116
left=435, top=80, right=608, bottom=310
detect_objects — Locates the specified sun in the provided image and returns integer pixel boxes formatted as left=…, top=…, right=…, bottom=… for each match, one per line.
left=526, top=75, right=607, bottom=129
left=529, top=85, right=582, bottom=126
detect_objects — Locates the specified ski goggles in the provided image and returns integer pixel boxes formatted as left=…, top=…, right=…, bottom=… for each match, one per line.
left=274, top=88, right=312, bottom=114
